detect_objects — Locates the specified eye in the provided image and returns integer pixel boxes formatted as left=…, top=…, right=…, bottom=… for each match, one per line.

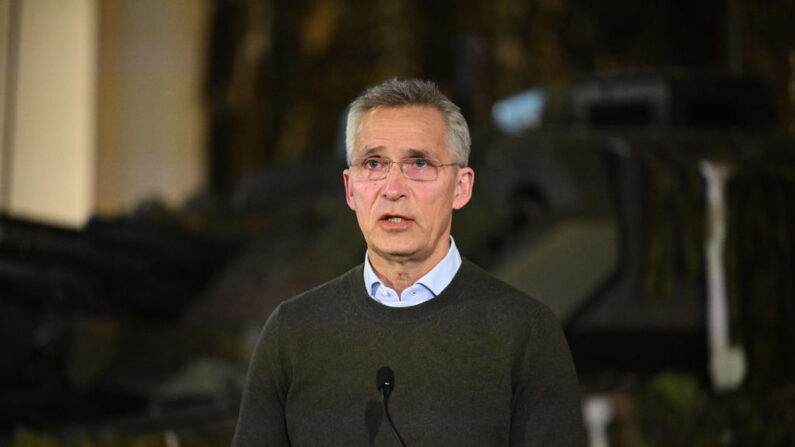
left=410, top=158, right=432, bottom=168
left=363, top=158, right=385, bottom=169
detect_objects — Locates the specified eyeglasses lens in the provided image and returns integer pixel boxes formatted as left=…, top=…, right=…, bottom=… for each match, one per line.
left=353, top=159, right=438, bottom=181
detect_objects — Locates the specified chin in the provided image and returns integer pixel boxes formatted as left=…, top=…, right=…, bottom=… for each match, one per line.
left=370, top=241, right=420, bottom=260
left=378, top=246, right=417, bottom=259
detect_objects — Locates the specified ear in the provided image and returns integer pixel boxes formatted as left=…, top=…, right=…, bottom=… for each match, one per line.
left=343, top=169, right=356, bottom=210
left=452, top=167, right=474, bottom=210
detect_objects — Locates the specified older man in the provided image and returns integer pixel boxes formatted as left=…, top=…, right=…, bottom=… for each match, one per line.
left=232, top=79, right=585, bottom=446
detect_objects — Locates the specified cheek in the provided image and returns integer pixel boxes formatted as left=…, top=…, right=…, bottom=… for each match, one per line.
left=419, top=190, right=456, bottom=222
left=350, top=184, right=379, bottom=211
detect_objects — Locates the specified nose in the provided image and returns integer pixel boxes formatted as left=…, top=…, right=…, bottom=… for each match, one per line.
left=381, top=161, right=408, bottom=200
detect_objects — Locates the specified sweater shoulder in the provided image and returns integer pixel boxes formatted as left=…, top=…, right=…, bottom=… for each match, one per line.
left=274, top=263, right=361, bottom=317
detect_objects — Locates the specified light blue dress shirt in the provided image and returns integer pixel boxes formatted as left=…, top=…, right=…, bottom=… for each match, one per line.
left=363, top=237, right=462, bottom=307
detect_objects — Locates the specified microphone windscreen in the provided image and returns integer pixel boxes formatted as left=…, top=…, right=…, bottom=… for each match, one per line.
left=376, top=366, right=395, bottom=392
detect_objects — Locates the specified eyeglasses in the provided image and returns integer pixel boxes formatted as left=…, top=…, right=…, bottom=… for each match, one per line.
left=349, top=157, right=461, bottom=181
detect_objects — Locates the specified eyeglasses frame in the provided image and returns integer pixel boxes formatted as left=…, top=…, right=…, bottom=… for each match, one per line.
left=349, top=156, right=462, bottom=182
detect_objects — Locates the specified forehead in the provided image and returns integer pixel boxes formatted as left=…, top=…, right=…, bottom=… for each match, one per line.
left=354, top=106, right=450, bottom=158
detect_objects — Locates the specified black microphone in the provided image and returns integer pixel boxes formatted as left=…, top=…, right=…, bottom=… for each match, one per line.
left=376, top=366, right=406, bottom=447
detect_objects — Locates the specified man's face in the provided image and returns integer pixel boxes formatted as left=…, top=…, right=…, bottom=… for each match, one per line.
left=343, top=106, right=474, bottom=268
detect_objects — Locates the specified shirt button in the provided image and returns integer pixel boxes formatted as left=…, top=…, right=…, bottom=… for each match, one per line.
left=381, top=290, right=389, bottom=297
left=411, top=291, right=417, bottom=296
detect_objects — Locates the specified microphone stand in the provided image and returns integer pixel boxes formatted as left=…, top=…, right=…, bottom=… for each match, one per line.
left=381, top=388, right=407, bottom=447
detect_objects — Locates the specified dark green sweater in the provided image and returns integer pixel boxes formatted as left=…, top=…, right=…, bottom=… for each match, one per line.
left=232, top=259, right=586, bottom=446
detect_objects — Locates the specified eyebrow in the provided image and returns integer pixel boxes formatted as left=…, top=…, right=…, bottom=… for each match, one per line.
left=359, top=147, right=432, bottom=159
left=360, top=146, right=386, bottom=157
left=404, top=148, right=431, bottom=158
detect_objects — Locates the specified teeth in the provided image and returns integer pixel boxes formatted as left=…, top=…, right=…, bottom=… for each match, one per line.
left=386, top=217, right=405, bottom=223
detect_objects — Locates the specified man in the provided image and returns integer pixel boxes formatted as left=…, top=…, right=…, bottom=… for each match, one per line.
left=232, top=79, right=585, bottom=446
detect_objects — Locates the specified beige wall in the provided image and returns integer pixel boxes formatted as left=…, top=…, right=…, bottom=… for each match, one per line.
left=0, top=0, right=208, bottom=227
left=0, top=1, right=10, bottom=201
left=2, top=0, right=97, bottom=227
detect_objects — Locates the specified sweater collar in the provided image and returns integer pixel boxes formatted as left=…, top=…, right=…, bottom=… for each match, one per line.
left=362, top=237, right=462, bottom=305
left=349, top=257, right=480, bottom=323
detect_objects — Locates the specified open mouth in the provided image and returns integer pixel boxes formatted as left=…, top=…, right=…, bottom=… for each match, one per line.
left=380, top=214, right=412, bottom=224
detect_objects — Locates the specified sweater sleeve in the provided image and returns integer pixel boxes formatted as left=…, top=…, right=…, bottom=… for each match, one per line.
left=510, top=304, right=587, bottom=447
left=232, top=305, right=291, bottom=447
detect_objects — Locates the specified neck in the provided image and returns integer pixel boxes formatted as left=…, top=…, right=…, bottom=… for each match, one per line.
left=368, top=239, right=450, bottom=295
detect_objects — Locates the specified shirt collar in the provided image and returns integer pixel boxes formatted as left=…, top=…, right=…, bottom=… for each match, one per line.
left=363, top=237, right=462, bottom=300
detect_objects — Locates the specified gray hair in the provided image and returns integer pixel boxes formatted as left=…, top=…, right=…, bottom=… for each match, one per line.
left=345, top=78, right=471, bottom=166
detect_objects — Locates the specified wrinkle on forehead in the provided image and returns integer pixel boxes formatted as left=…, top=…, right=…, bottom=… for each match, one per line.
left=353, top=106, right=450, bottom=162
left=359, top=146, right=433, bottom=160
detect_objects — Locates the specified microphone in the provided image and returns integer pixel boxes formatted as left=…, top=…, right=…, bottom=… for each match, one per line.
left=376, top=366, right=394, bottom=396
left=376, top=366, right=407, bottom=447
